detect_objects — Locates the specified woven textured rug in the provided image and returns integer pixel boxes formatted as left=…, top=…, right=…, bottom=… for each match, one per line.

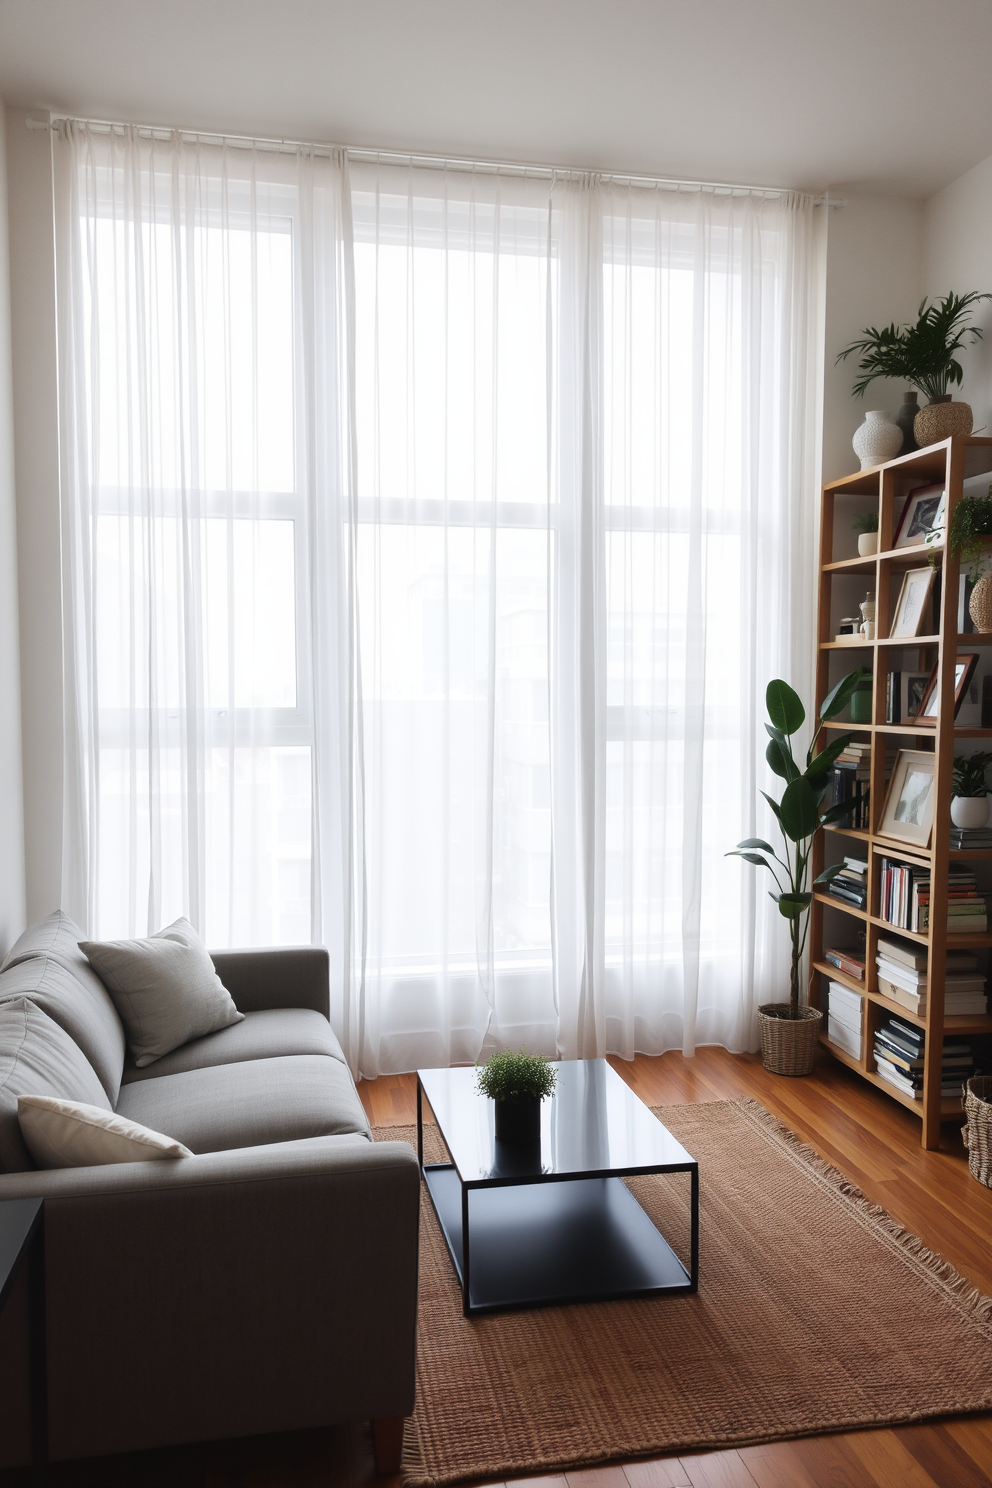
left=373, top=1097, right=992, bottom=1486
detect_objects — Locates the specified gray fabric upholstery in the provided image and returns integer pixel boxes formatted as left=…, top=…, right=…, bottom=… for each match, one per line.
left=0, top=1000, right=112, bottom=1172
left=0, top=955, right=126, bottom=1105
left=120, top=1006, right=346, bottom=1083
left=115, top=1054, right=370, bottom=1153
left=0, top=1136, right=420, bottom=1463
left=209, top=945, right=331, bottom=1019
left=0, top=911, right=125, bottom=1102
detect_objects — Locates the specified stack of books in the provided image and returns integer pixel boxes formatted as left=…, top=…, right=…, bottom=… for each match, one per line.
left=950, top=825, right=992, bottom=851
left=824, top=753, right=870, bottom=830
left=825, top=857, right=868, bottom=910
left=823, top=945, right=866, bottom=981
left=875, top=935, right=987, bottom=1016
left=873, top=1015, right=978, bottom=1100
left=879, top=858, right=988, bottom=933
left=826, top=981, right=863, bottom=1058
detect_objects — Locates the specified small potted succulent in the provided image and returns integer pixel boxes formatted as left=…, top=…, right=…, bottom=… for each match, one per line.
left=476, top=1050, right=557, bottom=1144
left=852, top=510, right=879, bottom=557
left=951, top=752, right=992, bottom=829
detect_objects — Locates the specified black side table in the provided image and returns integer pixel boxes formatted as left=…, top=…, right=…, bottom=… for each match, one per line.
left=0, top=1197, right=46, bottom=1475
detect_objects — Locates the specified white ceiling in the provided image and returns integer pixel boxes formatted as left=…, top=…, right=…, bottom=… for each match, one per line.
left=2, top=0, right=992, bottom=198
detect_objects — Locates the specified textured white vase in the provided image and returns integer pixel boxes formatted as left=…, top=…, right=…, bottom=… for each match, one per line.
left=852, top=410, right=903, bottom=470
left=951, top=796, right=990, bottom=829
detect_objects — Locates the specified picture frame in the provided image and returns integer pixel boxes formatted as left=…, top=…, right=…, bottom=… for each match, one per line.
left=889, top=566, right=935, bottom=638
left=912, top=653, right=979, bottom=725
left=894, top=483, right=946, bottom=549
left=902, top=671, right=930, bottom=722
left=878, top=749, right=936, bottom=847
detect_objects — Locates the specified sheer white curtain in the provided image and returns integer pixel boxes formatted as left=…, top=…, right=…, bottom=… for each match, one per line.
left=55, top=125, right=817, bottom=1075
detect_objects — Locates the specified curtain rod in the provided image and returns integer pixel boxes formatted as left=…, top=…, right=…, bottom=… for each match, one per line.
left=36, top=112, right=830, bottom=206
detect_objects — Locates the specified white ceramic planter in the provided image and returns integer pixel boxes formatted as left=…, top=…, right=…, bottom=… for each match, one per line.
left=857, top=532, right=878, bottom=557
left=852, top=410, right=903, bottom=470
left=951, top=796, right=990, bottom=829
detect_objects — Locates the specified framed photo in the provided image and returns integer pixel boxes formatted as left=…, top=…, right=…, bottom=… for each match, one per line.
left=912, top=653, right=979, bottom=725
left=878, top=749, right=936, bottom=847
left=923, top=490, right=948, bottom=548
left=890, top=566, right=935, bottom=638
left=894, top=483, right=946, bottom=549
left=902, top=671, right=930, bottom=721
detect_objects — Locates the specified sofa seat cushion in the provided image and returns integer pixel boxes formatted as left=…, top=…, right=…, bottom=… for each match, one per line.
left=114, top=1055, right=370, bottom=1154
left=0, top=912, right=126, bottom=1103
left=120, top=1007, right=347, bottom=1084
left=0, top=999, right=112, bottom=1172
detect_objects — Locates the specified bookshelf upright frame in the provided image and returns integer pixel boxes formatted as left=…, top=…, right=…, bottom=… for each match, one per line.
left=812, top=436, right=992, bottom=1150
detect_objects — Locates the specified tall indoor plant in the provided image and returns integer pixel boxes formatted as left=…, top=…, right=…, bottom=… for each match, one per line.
left=837, top=291, right=991, bottom=448
left=728, top=666, right=871, bottom=1075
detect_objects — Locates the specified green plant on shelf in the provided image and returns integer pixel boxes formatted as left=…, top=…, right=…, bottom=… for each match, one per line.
left=952, top=752, right=992, bottom=798
left=938, top=487, right=992, bottom=579
left=475, top=1050, right=557, bottom=1103
left=727, top=666, right=872, bottom=1021
left=852, top=511, right=879, bottom=534
left=836, top=291, right=992, bottom=402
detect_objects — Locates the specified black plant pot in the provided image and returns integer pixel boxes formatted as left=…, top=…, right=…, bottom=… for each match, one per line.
left=494, top=1095, right=541, bottom=1145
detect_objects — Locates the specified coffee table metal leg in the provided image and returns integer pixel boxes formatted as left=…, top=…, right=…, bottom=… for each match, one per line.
left=461, top=1183, right=471, bottom=1316
left=28, top=1213, right=47, bottom=1477
left=689, top=1165, right=699, bottom=1292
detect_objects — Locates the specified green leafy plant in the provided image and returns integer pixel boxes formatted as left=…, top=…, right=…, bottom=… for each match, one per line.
left=836, top=292, right=991, bottom=403
left=476, top=1050, right=557, bottom=1103
left=727, top=667, right=872, bottom=1020
left=852, top=511, right=879, bottom=533
left=952, top=752, right=992, bottom=798
left=944, top=488, right=992, bottom=579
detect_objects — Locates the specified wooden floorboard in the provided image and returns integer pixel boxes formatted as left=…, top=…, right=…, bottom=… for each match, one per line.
left=2, top=1047, right=990, bottom=1486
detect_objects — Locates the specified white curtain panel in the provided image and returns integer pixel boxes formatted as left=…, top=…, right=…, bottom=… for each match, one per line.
left=56, top=126, right=816, bottom=1075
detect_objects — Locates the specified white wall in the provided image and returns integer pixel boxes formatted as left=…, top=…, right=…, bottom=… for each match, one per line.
left=821, top=193, right=924, bottom=486
left=924, top=153, right=992, bottom=435
left=5, top=107, right=62, bottom=925
left=0, top=102, right=25, bottom=950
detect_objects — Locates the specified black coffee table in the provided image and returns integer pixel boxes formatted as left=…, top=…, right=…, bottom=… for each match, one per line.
left=417, top=1058, right=698, bottom=1316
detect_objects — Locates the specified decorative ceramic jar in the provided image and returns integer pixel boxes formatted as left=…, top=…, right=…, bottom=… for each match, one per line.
left=857, top=532, right=879, bottom=557
left=852, top=410, right=903, bottom=470
left=895, top=391, right=920, bottom=454
left=914, top=396, right=973, bottom=448
left=970, top=572, right=992, bottom=633
left=951, top=796, right=990, bottom=829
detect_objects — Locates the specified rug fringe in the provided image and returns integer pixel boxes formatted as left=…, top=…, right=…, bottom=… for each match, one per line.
left=732, top=1095, right=992, bottom=1328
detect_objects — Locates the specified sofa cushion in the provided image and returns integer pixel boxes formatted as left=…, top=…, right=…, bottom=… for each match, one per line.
left=114, top=1055, right=370, bottom=1154
left=120, top=1007, right=347, bottom=1084
left=0, top=999, right=112, bottom=1172
left=18, top=1094, right=193, bottom=1167
left=80, top=918, right=243, bottom=1067
left=0, top=911, right=126, bottom=1102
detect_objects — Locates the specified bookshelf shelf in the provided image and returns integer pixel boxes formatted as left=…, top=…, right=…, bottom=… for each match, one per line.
left=811, top=435, right=992, bottom=1150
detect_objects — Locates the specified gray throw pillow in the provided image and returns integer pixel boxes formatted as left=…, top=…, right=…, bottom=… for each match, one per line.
left=0, top=998, right=112, bottom=1172
left=79, top=918, right=244, bottom=1067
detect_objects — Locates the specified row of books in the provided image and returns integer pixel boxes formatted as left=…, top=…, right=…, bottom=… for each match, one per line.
left=825, top=856, right=868, bottom=910
left=878, top=858, right=988, bottom=933
left=950, top=826, right=992, bottom=850
left=873, top=1014, right=980, bottom=1100
left=825, top=980, right=863, bottom=1059
left=875, top=935, right=987, bottom=1016
left=822, top=750, right=870, bottom=831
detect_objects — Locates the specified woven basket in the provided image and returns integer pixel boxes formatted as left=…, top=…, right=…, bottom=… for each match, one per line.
left=757, top=1004, right=823, bottom=1077
left=962, top=1075, right=992, bottom=1187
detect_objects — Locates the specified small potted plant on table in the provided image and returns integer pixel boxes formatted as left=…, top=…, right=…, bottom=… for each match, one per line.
left=476, top=1050, right=557, bottom=1144
left=728, top=666, right=871, bottom=1076
left=951, top=752, right=992, bottom=829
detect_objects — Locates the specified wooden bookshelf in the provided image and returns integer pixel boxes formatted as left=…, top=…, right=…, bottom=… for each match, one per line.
left=810, top=436, right=992, bottom=1149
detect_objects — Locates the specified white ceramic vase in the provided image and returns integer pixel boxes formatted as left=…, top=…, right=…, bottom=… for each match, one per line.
left=857, top=533, right=878, bottom=557
left=852, top=410, right=903, bottom=470
left=951, top=796, right=990, bottom=829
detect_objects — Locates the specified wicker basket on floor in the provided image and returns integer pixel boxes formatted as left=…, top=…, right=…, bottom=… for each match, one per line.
left=757, top=1004, right=823, bottom=1077
left=962, top=1075, right=992, bottom=1187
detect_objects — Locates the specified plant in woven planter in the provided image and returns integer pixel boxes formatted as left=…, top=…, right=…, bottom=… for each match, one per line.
left=476, top=1050, right=557, bottom=1144
left=937, top=490, right=992, bottom=632
left=728, top=667, right=871, bottom=1075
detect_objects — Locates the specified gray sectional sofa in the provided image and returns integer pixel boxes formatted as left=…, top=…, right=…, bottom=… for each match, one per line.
left=0, top=912, right=420, bottom=1470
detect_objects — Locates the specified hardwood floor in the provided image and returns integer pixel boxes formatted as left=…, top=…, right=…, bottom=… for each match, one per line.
left=4, top=1047, right=991, bottom=1487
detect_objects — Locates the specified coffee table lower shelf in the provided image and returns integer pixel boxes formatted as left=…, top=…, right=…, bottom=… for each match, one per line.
left=423, top=1163, right=693, bottom=1315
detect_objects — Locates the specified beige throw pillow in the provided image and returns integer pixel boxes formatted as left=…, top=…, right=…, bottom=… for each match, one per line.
left=18, top=1094, right=192, bottom=1168
left=79, top=918, right=244, bottom=1066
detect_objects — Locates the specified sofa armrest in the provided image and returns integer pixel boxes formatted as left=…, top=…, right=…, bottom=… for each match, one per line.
left=0, top=1136, right=420, bottom=1463
left=209, top=945, right=330, bottom=1019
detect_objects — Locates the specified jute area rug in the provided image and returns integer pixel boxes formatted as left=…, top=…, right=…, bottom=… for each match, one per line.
left=373, top=1097, right=992, bottom=1486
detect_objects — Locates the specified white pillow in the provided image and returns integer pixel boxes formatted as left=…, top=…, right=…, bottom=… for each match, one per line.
left=79, top=917, right=243, bottom=1066
left=17, top=1094, right=192, bottom=1168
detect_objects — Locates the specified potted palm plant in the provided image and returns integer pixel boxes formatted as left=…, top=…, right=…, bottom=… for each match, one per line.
left=837, top=291, right=991, bottom=449
left=728, top=666, right=871, bottom=1076
left=476, top=1050, right=557, bottom=1144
